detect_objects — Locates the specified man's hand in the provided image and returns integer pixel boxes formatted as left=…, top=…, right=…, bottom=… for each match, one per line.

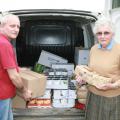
left=22, top=88, right=32, bottom=101
left=19, top=67, right=31, bottom=71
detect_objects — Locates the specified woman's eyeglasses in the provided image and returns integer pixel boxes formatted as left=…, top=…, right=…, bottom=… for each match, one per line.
left=96, top=31, right=110, bottom=36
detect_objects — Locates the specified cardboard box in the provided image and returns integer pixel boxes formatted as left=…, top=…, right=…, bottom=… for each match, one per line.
left=19, top=70, right=47, bottom=98
left=37, top=90, right=51, bottom=99
left=27, top=98, right=52, bottom=108
left=38, top=50, right=68, bottom=67
left=12, top=70, right=47, bottom=108
left=53, top=89, right=76, bottom=99
left=74, top=47, right=90, bottom=65
left=52, top=98, right=75, bottom=108
left=46, top=76, right=69, bottom=89
left=51, top=63, right=74, bottom=76
left=12, top=95, right=26, bottom=108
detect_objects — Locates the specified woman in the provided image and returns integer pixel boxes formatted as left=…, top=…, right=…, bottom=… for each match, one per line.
left=77, top=16, right=120, bottom=120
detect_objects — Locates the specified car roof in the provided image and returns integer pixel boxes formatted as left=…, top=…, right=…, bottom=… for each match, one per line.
left=0, top=0, right=104, bottom=13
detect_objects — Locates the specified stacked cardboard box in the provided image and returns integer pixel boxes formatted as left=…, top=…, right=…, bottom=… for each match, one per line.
left=43, top=67, right=76, bottom=108
left=30, top=50, right=77, bottom=108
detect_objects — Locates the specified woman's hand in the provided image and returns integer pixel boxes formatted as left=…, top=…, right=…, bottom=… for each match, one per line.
left=96, top=82, right=119, bottom=90
left=75, top=75, right=86, bottom=86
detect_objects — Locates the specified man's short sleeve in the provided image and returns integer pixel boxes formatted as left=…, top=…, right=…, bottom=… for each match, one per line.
left=0, top=43, right=16, bottom=69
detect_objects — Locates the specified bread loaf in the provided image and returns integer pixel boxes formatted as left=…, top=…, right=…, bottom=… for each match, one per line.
left=75, top=65, right=112, bottom=87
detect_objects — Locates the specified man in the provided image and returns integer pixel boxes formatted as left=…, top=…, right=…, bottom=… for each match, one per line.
left=0, top=13, right=32, bottom=120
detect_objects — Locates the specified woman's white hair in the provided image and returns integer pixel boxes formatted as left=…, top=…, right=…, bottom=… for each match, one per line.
left=93, top=16, right=115, bottom=34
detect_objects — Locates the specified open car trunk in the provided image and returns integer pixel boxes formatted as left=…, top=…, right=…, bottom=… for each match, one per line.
left=10, top=9, right=97, bottom=67
left=3, top=9, right=97, bottom=119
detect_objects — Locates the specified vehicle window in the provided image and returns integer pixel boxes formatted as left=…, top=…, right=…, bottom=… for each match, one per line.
left=112, top=0, right=120, bottom=9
